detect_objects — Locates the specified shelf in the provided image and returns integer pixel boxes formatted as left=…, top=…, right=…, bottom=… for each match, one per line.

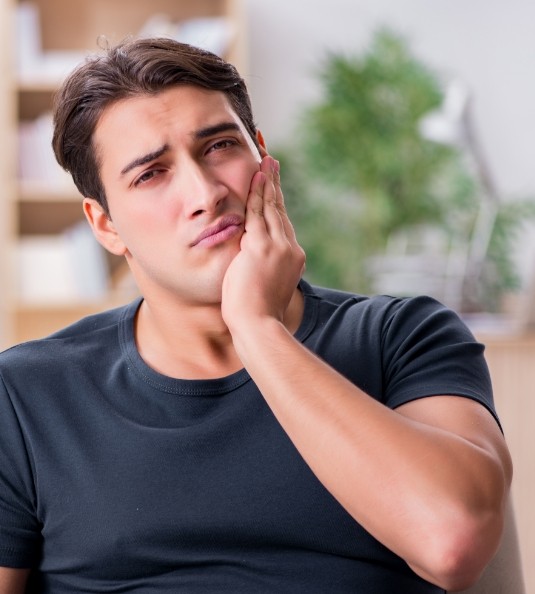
left=18, top=180, right=80, bottom=202
left=18, top=79, right=66, bottom=93
left=13, top=295, right=136, bottom=344
left=0, top=0, right=246, bottom=348
left=17, top=201, right=83, bottom=235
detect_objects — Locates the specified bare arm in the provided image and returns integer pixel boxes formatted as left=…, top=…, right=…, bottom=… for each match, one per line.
left=0, top=567, right=29, bottom=593
left=222, top=155, right=513, bottom=591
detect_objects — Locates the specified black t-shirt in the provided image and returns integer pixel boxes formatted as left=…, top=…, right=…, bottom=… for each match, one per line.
left=0, top=280, right=497, bottom=593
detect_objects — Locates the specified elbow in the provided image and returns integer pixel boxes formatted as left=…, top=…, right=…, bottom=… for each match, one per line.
left=428, top=538, right=492, bottom=591
left=411, top=506, right=506, bottom=591
left=420, top=454, right=512, bottom=590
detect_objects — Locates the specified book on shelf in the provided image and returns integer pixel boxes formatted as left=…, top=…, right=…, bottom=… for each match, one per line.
left=16, top=1, right=86, bottom=86
left=18, top=112, right=73, bottom=190
left=16, top=2, right=235, bottom=88
left=16, top=222, right=109, bottom=306
left=138, top=14, right=235, bottom=57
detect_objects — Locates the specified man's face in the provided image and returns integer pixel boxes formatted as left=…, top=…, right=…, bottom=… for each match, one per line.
left=87, top=85, right=263, bottom=306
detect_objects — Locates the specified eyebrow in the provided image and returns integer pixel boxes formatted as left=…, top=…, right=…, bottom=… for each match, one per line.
left=193, top=121, right=242, bottom=139
left=120, top=144, right=170, bottom=176
left=119, top=122, right=243, bottom=177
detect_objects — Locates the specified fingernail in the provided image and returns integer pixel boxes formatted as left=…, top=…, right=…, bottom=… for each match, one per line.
left=274, top=160, right=280, bottom=175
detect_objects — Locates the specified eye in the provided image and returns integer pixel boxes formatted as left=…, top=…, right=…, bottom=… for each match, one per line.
left=207, top=138, right=239, bottom=153
left=133, top=169, right=161, bottom=187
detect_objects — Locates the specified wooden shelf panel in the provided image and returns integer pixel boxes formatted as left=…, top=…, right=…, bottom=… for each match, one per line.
left=30, top=0, right=238, bottom=51
left=12, top=297, right=134, bottom=344
left=18, top=180, right=80, bottom=202
left=18, top=87, right=55, bottom=119
left=17, top=200, right=83, bottom=235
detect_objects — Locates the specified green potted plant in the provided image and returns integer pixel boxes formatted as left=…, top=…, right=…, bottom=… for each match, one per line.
left=276, top=28, right=535, bottom=312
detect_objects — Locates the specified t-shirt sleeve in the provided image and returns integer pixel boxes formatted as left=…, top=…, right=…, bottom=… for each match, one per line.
left=0, top=374, right=41, bottom=567
left=379, top=295, right=499, bottom=427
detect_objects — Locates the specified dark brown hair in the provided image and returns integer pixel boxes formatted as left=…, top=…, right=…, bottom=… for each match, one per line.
left=52, top=37, right=258, bottom=215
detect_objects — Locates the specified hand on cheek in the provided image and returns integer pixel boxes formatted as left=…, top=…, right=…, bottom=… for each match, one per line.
left=222, top=155, right=306, bottom=333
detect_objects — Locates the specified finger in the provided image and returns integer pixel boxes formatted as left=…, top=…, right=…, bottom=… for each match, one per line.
left=243, top=170, right=268, bottom=236
left=271, top=159, right=299, bottom=244
left=273, top=159, right=285, bottom=210
left=258, top=157, right=287, bottom=238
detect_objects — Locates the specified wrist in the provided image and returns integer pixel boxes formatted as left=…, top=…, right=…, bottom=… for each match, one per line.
left=229, top=315, right=291, bottom=363
left=226, top=284, right=303, bottom=337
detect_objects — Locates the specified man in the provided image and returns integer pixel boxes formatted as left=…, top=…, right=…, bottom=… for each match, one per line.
left=0, top=38, right=512, bottom=593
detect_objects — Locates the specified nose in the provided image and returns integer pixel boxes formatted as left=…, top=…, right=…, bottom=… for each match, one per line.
left=181, top=162, right=228, bottom=218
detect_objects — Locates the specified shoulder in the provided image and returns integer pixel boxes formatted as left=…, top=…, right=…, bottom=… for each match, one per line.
left=0, top=299, right=140, bottom=375
left=301, top=280, right=492, bottom=408
left=301, top=279, right=470, bottom=340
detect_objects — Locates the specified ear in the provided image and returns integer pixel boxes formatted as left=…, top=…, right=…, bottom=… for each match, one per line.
left=83, top=198, right=127, bottom=256
left=256, top=130, right=268, bottom=158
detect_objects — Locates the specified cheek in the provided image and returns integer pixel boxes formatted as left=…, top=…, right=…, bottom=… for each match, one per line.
left=226, top=160, right=260, bottom=203
left=110, top=203, right=179, bottom=251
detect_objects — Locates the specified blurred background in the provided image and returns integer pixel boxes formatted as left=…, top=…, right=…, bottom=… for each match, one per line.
left=246, top=0, right=535, bottom=326
left=0, top=0, right=533, bottom=589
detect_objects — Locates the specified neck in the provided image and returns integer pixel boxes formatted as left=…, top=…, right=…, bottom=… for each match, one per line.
left=134, top=287, right=304, bottom=380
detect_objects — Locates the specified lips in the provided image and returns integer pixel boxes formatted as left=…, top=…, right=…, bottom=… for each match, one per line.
left=191, top=214, right=244, bottom=247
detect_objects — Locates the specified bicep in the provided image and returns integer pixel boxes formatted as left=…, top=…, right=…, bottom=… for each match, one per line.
left=0, top=567, right=30, bottom=593
left=396, top=395, right=513, bottom=485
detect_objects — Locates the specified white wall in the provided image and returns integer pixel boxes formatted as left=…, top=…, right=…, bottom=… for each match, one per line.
left=243, top=0, right=535, bottom=283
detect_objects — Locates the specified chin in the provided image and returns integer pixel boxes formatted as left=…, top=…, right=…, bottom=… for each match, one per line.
left=191, top=271, right=226, bottom=306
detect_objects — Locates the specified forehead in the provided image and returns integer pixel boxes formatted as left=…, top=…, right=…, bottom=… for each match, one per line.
left=96, top=85, right=242, bottom=140
left=93, top=85, right=253, bottom=181
left=93, top=85, right=258, bottom=185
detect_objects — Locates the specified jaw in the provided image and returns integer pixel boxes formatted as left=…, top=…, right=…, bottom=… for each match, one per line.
left=124, top=236, right=242, bottom=309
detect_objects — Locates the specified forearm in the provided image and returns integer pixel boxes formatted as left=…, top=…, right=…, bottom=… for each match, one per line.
left=0, top=567, right=29, bottom=594
left=221, top=153, right=511, bottom=588
left=231, top=316, right=511, bottom=589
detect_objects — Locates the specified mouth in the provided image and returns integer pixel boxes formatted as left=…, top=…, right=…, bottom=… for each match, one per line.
left=191, top=214, right=244, bottom=248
